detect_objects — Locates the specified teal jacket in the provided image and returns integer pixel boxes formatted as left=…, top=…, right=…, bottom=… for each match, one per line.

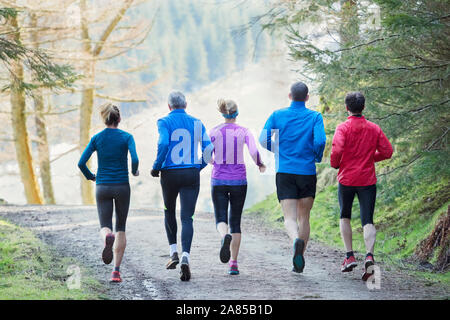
left=78, top=128, right=139, bottom=184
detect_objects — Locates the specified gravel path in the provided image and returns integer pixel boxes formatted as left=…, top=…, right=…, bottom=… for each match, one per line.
left=0, top=205, right=448, bottom=300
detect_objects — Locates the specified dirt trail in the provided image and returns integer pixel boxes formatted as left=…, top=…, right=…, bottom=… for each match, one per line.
left=0, top=205, right=448, bottom=300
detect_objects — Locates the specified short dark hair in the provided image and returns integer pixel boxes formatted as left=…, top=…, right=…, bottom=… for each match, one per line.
left=290, top=82, right=309, bottom=102
left=345, top=92, right=365, bottom=113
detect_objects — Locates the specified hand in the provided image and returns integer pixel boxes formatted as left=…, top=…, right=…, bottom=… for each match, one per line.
left=133, top=170, right=140, bottom=177
left=259, top=164, right=266, bottom=173
left=150, top=169, right=160, bottom=177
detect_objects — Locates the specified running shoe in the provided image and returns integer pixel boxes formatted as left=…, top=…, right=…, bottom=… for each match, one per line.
left=111, top=271, right=122, bottom=283
left=292, top=238, right=305, bottom=273
left=220, top=234, right=232, bottom=263
left=362, top=255, right=375, bottom=281
left=180, top=256, right=191, bottom=282
left=102, top=233, right=115, bottom=265
left=341, top=255, right=357, bottom=272
left=166, top=252, right=179, bottom=270
left=229, top=264, right=239, bottom=275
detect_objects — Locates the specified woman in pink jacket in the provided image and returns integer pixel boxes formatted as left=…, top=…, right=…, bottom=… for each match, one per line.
left=209, top=99, right=266, bottom=275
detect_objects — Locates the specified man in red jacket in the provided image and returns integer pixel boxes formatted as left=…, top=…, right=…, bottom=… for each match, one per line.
left=330, top=92, right=393, bottom=281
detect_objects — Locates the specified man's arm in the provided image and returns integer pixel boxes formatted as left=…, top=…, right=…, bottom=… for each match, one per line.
left=313, top=113, right=326, bottom=163
left=374, top=128, right=393, bottom=162
left=259, top=113, right=275, bottom=152
left=152, top=119, right=170, bottom=171
left=330, top=125, right=345, bottom=169
left=78, top=137, right=96, bottom=180
left=200, top=123, right=213, bottom=170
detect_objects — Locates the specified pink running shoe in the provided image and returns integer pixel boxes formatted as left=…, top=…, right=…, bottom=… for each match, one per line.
left=362, top=255, right=375, bottom=281
left=341, top=255, right=357, bottom=272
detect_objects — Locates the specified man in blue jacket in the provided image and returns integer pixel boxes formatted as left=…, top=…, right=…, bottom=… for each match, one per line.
left=151, top=91, right=213, bottom=281
left=259, top=82, right=326, bottom=273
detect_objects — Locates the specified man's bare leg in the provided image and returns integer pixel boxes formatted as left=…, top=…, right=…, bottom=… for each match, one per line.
left=363, top=224, right=376, bottom=255
left=280, top=199, right=299, bottom=241
left=297, top=197, right=314, bottom=253
left=281, top=198, right=313, bottom=272
left=340, top=218, right=353, bottom=252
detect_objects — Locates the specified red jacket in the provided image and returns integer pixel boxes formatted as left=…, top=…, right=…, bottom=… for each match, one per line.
left=330, top=116, right=393, bottom=186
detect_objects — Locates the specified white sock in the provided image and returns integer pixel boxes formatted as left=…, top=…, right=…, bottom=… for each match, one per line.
left=170, top=244, right=178, bottom=256
left=182, top=251, right=190, bottom=263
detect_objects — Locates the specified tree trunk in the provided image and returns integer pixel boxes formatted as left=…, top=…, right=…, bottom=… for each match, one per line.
left=79, top=74, right=95, bottom=205
left=8, top=15, right=43, bottom=205
left=79, top=0, right=95, bottom=205
left=33, top=92, right=55, bottom=204
left=78, top=0, right=134, bottom=204
left=30, top=14, right=55, bottom=204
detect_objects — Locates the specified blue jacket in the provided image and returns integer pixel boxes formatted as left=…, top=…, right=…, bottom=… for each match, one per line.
left=153, top=109, right=213, bottom=171
left=78, top=128, right=139, bottom=184
left=259, top=101, right=326, bottom=175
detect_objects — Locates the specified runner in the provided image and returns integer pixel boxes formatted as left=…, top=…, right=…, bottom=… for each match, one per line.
left=330, top=92, right=393, bottom=281
left=78, top=103, right=139, bottom=283
left=151, top=91, right=213, bottom=281
left=209, top=99, right=266, bottom=275
left=259, top=82, right=326, bottom=273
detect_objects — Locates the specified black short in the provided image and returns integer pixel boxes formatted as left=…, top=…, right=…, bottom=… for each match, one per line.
left=275, top=173, right=317, bottom=202
left=338, top=183, right=376, bottom=226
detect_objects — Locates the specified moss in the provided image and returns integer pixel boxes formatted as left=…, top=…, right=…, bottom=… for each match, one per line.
left=0, top=219, right=105, bottom=300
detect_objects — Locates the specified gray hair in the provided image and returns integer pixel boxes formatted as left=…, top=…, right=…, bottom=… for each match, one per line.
left=168, top=91, right=187, bottom=109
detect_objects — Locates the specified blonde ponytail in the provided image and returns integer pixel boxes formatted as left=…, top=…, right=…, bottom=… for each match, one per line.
left=217, top=99, right=238, bottom=117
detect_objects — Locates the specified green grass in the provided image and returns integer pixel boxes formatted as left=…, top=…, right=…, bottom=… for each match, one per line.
left=0, top=219, right=106, bottom=300
left=246, top=177, right=450, bottom=285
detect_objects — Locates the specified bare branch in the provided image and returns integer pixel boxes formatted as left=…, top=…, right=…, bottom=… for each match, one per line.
left=92, top=0, right=134, bottom=57
left=95, top=92, right=146, bottom=103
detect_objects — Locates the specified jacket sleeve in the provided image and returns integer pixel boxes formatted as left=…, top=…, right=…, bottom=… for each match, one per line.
left=245, top=129, right=263, bottom=167
left=374, top=128, right=393, bottom=162
left=313, top=113, right=326, bottom=163
left=78, top=137, right=96, bottom=180
left=330, top=125, right=345, bottom=169
left=128, top=134, right=139, bottom=175
left=208, top=129, right=216, bottom=164
left=259, top=112, right=276, bottom=152
left=200, top=122, right=214, bottom=170
left=153, top=119, right=170, bottom=170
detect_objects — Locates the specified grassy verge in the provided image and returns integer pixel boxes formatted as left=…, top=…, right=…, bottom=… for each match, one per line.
left=0, top=219, right=106, bottom=300
left=246, top=179, right=450, bottom=285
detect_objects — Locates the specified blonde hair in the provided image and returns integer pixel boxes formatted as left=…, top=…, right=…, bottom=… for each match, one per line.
left=100, top=103, right=120, bottom=127
left=217, top=99, right=238, bottom=117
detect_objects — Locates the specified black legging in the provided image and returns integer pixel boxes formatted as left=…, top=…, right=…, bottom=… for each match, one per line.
left=96, top=183, right=130, bottom=232
left=160, top=168, right=200, bottom=254
left=212, top=184, right=247, bottom=234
